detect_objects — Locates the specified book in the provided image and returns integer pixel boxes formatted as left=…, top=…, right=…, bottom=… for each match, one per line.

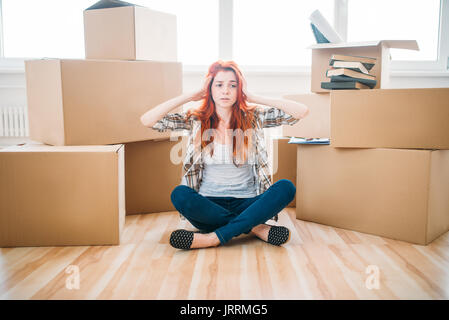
left=309, top=10, right=343, bottom=43
left=310, top=23, right=330, bottom=44
left=288, top=137, right=330, bottom=145
left=329, top=60, right=370, bottom=74
left=329, top=75, right=377, bottom=88
left=321, top=81, right=370, bottom=90
left=330, top=54, right=376, bottom=71
left=326, top=68, right=376, bottom=81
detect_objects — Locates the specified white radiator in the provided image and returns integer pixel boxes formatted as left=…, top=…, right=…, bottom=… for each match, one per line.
left=0, top=106, right=29, bottom=137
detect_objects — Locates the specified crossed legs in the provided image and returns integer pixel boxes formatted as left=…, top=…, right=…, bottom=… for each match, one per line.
left=170, top=179, right=296, bottom=249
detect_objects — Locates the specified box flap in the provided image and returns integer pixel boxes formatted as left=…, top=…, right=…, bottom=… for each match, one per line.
left=308, top=40, right=419, bottom=51
left=25, top=58, right=62, bottom=62
left=381, top=40, right=419, bottom=50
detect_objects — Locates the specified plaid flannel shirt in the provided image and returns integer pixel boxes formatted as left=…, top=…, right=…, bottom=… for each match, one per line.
left=152, top=106, right=299, bottom=221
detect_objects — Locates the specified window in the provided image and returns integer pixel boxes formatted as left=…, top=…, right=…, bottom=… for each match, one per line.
left=2, top=0, right=92, bottom=59
left=1, top=0, right=218, bottom=65
left=347, top=0, right=440, bottom=61
left=0, top=0, right=447, bottom=71
left=233, top=0, right=334, bottom=66
left=133, top=0, right=218, bottom=65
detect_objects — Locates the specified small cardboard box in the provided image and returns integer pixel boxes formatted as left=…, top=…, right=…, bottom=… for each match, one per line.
left=125, top=137, right=185, bottom=215
left=0, top=143, right=125, bottom=247
left=84, top=5, right=177, bottom=61
left=296, top=145, right=449, bottom=245
left=308, top=40, right=419, bottom=93
left=331, top=88, right=449, bottom=149
left=271, top=137, right=297, bottom=207
left=281, top=93, right=330, bottom=138
left=25, top=59, right=182, bottom=146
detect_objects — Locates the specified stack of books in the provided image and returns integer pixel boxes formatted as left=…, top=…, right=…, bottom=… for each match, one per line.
left=321, top=54, right=377, bottom=90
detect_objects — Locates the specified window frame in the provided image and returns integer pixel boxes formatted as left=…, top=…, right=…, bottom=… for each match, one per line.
left=340, top=0, right=449, bottom=73
left=0, top=0, right=447, bottom=74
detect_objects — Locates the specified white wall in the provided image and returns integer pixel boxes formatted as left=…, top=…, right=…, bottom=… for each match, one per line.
left=0, top=71, right=27, bottom=106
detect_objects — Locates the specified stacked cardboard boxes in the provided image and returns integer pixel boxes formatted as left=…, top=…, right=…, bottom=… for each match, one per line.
left=282, top=41, right=449, bottom=245
left=0, top=1, right=184, bottom=247
left=295, top=88, right=449, bottom=245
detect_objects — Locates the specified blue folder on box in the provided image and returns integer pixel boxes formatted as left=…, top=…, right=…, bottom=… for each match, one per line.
left=288, top=137, right=330, bottom=145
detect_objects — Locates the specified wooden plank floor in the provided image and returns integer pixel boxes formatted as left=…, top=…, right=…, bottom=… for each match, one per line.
left=1, top=208, right=449, bottom=300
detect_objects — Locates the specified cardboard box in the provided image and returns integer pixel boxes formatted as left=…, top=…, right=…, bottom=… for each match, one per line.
left=281, top=93, right=330, bottom=138
left=271, top=137, right=297, bottom=207
left=25, top=59, right=182, bottom=146
left=84, top=5, right=177, bottom=61
left=296, top=145, right=449, bottom=245
left=0, top=143, right=125, bottom=247
left=331, top=88, right=449, bottom=149
left=308, top=40, right=419, bottom=93
left=125, top=137, right=185, bottom=215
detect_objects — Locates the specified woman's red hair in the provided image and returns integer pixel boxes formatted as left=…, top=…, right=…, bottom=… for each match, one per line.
left=187, top=60, right=255, bottom=166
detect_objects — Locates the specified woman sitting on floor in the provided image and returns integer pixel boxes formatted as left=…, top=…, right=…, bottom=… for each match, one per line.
left=140, top=60, right=309, bottom=250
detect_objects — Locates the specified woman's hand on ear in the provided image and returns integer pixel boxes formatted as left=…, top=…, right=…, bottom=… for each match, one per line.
left=241, top=76, right=255, bottom=103
left=191, top=75, right=213, bottom=102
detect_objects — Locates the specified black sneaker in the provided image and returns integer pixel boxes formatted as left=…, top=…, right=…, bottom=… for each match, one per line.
left=169, top=229, right=194, bottom=249
left=266, top=225, right=291, bottom=246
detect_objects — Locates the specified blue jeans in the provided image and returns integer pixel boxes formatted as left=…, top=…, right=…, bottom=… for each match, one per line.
left=170, top=179, right=296, bottom=245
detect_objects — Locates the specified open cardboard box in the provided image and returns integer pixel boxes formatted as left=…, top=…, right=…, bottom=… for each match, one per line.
left=308, top=40, right=419, bottom=93
left=84, top=4, right=177, bottom=61
left=0, top=143, right=125, bottom=247
left=25, top=58, right=182, bottom=146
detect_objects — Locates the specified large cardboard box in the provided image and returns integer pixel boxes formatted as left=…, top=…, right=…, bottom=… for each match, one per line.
left=271, top=138, right=296, bottom=207
left=0, top=143, right=125, bottom=247
left=308, top=40, right=419, bottom=93
left=125, top=137, right=185, bottom=215
left=281, top=93, right=330, bottom=138
left=84, top=5, right=177, bottom=61
left=25, top=59, right=182, bottom=146
left=296, top=145, right=449, bottom=245
left=331, top=88, right=449, bottom=149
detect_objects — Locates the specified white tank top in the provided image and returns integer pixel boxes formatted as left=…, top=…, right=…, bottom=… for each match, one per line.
left=197, top=142, right=257, bottom=198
